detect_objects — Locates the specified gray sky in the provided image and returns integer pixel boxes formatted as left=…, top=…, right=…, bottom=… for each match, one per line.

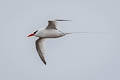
left=0, top=0, right=120, bottom=80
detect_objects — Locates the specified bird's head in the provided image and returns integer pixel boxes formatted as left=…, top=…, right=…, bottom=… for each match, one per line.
left=27, top=30, right=38, bottom=37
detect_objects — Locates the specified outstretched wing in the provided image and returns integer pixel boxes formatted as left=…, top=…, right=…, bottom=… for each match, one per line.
left=35, top=38, right=46, bottom=65
left=45, top=19, right=71, bottom=30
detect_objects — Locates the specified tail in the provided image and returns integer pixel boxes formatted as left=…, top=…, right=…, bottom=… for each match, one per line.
left=65, top=32, right=88, bottom=35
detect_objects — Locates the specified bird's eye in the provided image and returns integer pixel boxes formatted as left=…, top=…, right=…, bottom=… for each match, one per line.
left=34, top=30, right=38, bottom=34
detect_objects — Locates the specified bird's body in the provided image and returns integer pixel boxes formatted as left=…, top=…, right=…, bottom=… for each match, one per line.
left=28, top=19, right=88, bottom=65
left=28, top=19, right=71, bottom=65
left=35, top=29, right=65, bottom=38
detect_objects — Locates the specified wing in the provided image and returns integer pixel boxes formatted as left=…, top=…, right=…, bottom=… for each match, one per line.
left=45, top=19, right=71, bottom=30
left=35, top=38, right=46, bottom=65
left=45, top=20, right=57, bottom=30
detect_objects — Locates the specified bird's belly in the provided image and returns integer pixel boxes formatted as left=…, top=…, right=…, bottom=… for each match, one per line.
left=41, top=30, right=64, bottom=38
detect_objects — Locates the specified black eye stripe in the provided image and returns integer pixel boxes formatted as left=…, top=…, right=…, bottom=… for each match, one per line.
left=34, top=30, right=38, bottom=34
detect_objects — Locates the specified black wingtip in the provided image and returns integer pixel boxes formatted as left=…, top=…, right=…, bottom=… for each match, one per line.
left=42, top=60, right=47, bottom=65
left=44, top=62, right=47, bottom=65
left=55, top=19, right=72, bottom=21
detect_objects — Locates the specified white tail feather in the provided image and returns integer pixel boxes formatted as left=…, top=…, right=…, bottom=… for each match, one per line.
left=65, top=32, right=88, bottom=35
left=65, top=32, right=107, bottom=35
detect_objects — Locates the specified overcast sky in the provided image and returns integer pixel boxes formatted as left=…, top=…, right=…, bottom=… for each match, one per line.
left=0, top=0, right=120, bottom=80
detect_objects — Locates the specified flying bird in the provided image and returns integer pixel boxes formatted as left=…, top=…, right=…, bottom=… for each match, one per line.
left=27, top=19, right=85, bottom=65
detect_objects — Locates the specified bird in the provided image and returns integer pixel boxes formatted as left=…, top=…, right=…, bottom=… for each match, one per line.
left=27, top=19, right=86, bottom=65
